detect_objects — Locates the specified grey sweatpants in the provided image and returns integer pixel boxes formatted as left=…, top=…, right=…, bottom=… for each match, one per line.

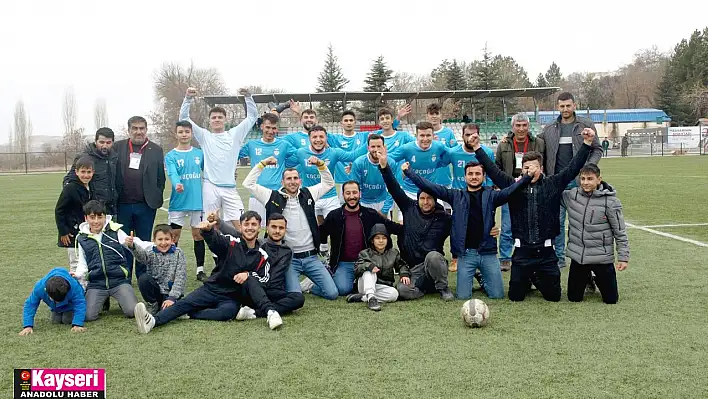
left=397, top=251, right=449, bottom=300
left=85, top=284, right=138, bottom=321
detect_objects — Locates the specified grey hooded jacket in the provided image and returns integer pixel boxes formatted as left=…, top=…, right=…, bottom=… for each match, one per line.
left=561, top=182, right=630, bottom=265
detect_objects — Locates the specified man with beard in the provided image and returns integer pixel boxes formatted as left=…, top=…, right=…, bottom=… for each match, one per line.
left=402, top=159, right=532, bottom=300
left=64, top=127, right=118, bottom=215
left=114, top=116, right=165, bottom=281
left=179, top=87, right=258, bottom=231
left=319, top=180, right=402, bottom=296
left=243, top=155, right=339, bottom=300
left=284, top=104, right=317, bottom=150
left=349, top=134, right=399, bottom=215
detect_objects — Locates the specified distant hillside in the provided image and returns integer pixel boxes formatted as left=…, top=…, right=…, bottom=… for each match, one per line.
left=0, top=134, right=92, bottom=153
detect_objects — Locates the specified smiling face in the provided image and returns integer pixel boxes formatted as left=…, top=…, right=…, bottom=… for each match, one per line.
left=209, top=110, right=226, bottom=133
left=580, top=172, right=601, bottom=193
left=76, top=166, right=94, bottom=185
left=153, top=230, right=174, bottom=253
left=342, top=182, right=360, bottom=209
left=261, top=119, right=278, bottom=142
left=416, top=128, right=434, bottom=150
left=266, top=219, right=287, bottom=243
left=282, top=170, right=301, bottom=195
left=418, top=191, right=436, bottom=214
left=240, top=217, right=260, bottom=242
left=378, top=114, right=393, bottom=130
left=309, top=130, right=327, bottom=152
left=465, top=165, right=484, bottom=189
left=368, top=137, right=385, bottom=161
left=85, top=213, right=106, bottom=234
left=512, top=120, right=529, bottom=140
left=301, top=112, right=318, bottom=131
left=372, top=234, right=388, bottom=253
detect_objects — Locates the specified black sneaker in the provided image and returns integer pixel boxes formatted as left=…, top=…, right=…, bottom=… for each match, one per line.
left=439, top=288, right=454, bottom=301
left=585, top=272, right=597, bottom=294
left=346, top=293, right=364, bottom=303
left=196, top=271, right=208, bottom=282
left=474, top=272, right=486, bottom=294
left=102, top=298, right=110, bottom=312
left=367, top=297, right=381, bottom=311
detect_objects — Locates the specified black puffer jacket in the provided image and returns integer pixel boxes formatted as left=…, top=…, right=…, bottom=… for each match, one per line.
left=55, top=172, right=93, bottom=247
left=379, top=164, right=452, bottom=266
left=64, top=143, right=118, bottom=214
left=475, top=144, right=591, bottom=245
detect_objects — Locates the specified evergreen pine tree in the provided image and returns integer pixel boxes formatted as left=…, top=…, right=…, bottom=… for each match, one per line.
left=316, top=44, right=349, bottom=122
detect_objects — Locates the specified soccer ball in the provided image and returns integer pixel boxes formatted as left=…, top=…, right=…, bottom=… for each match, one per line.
left=461, top=299, right=490, bottom=328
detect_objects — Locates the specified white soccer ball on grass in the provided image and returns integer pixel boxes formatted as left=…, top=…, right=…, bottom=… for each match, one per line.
left=461, top=299, right=489, bottom=328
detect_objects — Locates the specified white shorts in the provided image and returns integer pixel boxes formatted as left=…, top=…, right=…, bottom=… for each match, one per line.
left=315, top=196, right=340, bottom=218
left=248, top=197, right=267, bottom=227
left=361, top=201, right=385, bottom=213
left=168, top=211, right=203, bottom=228
left=203, top=180, right=245, bottom=222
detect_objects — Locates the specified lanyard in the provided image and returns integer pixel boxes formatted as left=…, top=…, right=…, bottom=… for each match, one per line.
left=513, top=137, right=529, bottom=153
left=128, top=139, right=149, bottom=155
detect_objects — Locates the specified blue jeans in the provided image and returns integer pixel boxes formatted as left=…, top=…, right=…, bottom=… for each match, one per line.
left=154, top=285, right=239, bottom=326
left=554, top=181, right=577, bottom=266
left=117, top=202, right=156, bottom=282
left=285, top=255, right=338, bottom=300
left=333, top=261, right=355, bottom=296
left=499, top=204, right=513, bottom=262
left=456, top=248, right=504, bottom=299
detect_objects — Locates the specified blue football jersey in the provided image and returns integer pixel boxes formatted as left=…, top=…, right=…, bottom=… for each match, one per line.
left=295, top=146, right=363, bottom=199
left=349, top=154, right=398, bottom=204
left=239, top=138, right=298, bottom=191
left=328, top=132, right=370, bottom=183
left=432, top=126, right=458, bottom=187
left=165, top=147, right=204, bottom=211
left=448, top=144, right=495, bottom=189
left=390, top=141, right=452, bottom=193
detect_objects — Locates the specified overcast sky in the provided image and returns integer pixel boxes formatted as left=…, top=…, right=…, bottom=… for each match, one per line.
left=2, top=0, right=706, bottom=142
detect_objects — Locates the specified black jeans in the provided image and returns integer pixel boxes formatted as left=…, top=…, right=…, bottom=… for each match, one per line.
left=154, top=284, right=239, bottom=326
left=568, top=260, right=618, bottom=304
left=237, top=277, right=305, bottom=317
left=137, top=273, right=167, bottom=305
left=509, top=246, right=561, bottom=302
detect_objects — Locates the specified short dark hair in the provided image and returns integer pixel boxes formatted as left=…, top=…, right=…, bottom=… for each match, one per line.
left=75, top=155, right=95, bottom=171
left=342, top=110, right=356, bottom=119
left=557, top=92, right=575, bottom=103
left=95, top=127, right=114, bottom=141
left=261, top=112, right=279, bottom=124
left=240, top=210, right=262, bottom=224
left=367, top=133, right=384, bottom=145
left=579, top=163, right=601, bottom=177
left=83, top=200, right=106, bottom=216
left=416, top=121, right=434, bottom=132
left=462, top=123, right=480, bottom=134
left=175, top=120, right=192, bottom=130
left=127, top=116, right=147, bottom=128
left=309, top=125, right=327, bottom=135
left=282, top=168, right=299, bottom=178
left=522, top=151, right=544, bottom=165
left=377, top=108, right=393, bottom=119
left=152, top=224, right=172, bottom=239
left=267, top=213, right=287, bottom=225
left=342, top=180, right=360, bottom=191
left=464, top=161, right=484, bottom=174
left=302, top=109, right=317, bottom=117
left=426, top=103, right=442, bottom=114
left=209, top=107, right=227, bottom=117
left=45, top=276, right=70, bottom=302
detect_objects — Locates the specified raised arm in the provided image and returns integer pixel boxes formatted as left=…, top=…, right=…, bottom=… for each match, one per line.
left=586, top=124, right=603, bottom=165
left=307, top=158, right=335, bottom=201
left=179, top=88, right=208, bottom=144
left=199, top=221, right=230, bottom=259
left=550, top=141, right=591, bottom=191
left=244, top=161, right=274, bottom=205
left=379, top=162, right=412, bottom=212
left=403, top=165, right=453, bottom=203
left=229, top=89, right=258, bottom=147
left=475, top=146, right=515, bottom=189
left=491, top=174, right=532, bottom=207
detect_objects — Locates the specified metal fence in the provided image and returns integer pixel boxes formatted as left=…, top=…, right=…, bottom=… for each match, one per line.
left=0, top=152, right=70, bottom=173
left=606, top=134, right=708, bottom=157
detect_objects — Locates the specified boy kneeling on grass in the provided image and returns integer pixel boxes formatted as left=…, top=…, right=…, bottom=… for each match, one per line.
left=346, top=224, right=405, bottom=311
left=124, top=224, right=187, bottom=315
left=20, top=268, right=87, bottom=335
left=562, top=164, right=630, bottom=304
left=74, top=200, right=151, bottom=321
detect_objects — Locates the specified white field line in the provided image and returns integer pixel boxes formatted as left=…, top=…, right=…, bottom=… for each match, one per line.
left=159, top=198, right=169, bottom=212
left=626, top=222, right=708, bottom=248
left=608, top=174, right=705, bottom=179
left=637, top=223, right=708, bottom=228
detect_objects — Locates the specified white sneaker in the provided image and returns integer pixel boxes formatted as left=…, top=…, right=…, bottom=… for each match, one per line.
left=236, top=306, right=257, bottom=321
left=300, top=278, right=314, bottom=294
left=134, top=303, right=155, bottom=334
left=267, top=310, right=283, bottom=330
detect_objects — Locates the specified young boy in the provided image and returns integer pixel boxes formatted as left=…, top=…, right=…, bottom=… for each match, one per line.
left=55, top=155, right=94, bottom=278
left=165, top=121, right=207, bottom=281
left=124, top=224, right=187, bottom=315
left=74, top=200, right=150, bottom=321
left=562, top=164, right=629, bottom=304
left=19, top=268, right=87, bottom=335
left=347, top=224, right=404, bottom=311
left=133, top=211, right=284, bottom=333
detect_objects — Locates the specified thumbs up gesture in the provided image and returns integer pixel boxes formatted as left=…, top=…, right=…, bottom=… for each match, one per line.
left=124, top=231, right=135, bottom=248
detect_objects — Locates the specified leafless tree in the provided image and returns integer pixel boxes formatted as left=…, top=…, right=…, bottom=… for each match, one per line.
left=150, top=61, right=228, bottom=148
left=61, top=87, right=84, bottom=153
left=94, top=98, right=108, bottom=130
left=7, top=125, right=14, bottom=152
left=13, top=100, right=30, bottom=152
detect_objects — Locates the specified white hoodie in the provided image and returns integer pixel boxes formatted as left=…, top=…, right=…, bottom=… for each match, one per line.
left=74, top=215, right=151, bottom=282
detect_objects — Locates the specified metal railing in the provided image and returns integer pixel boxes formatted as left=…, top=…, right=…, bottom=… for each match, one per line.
left=0, top=152, right=70, bottom=173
